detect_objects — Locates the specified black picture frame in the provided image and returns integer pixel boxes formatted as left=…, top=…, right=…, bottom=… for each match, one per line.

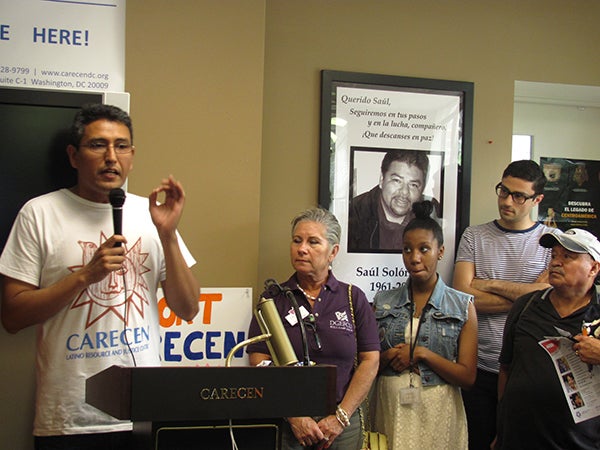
left=318, top=70, right=473, bottom=299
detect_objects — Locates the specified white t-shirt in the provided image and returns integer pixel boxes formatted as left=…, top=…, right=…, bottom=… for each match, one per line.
left=0, top=189, right=196, bottom=436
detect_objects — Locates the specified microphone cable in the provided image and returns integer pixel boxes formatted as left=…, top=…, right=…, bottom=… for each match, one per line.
left=228, top=419, right=240, bottom=450
left=265, top=279, right=311, bottom=366
left=284, top=289, right=311, bottom=366
left=120, top=263, right=137, bottom=367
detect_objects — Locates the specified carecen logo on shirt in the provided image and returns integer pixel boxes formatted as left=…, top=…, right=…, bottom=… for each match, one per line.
left=68, top=232, right=151, bottom=328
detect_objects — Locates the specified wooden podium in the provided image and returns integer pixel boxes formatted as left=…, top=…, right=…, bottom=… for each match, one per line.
left=86, top=365, right=336, bottom=449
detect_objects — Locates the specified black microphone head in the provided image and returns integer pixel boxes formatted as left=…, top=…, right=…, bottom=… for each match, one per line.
left=264, top=279, right=283, bottom=297
left=109, top=188, right=126, bottom=208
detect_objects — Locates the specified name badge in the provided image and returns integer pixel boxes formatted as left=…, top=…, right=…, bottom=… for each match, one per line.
left=285, top=305, right=310, bottom=325
left=400, top=386, right=422, bottom=405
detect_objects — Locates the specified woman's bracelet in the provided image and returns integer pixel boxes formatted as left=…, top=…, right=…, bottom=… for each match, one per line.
left=335, top=405, right=350, bottom=428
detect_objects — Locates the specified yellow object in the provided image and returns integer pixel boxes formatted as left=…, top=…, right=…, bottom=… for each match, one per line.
left=363, top=430, right=388, bottom=450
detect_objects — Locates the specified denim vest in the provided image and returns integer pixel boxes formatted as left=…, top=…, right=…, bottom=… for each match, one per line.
left=374, top=276, right=472, bottom=386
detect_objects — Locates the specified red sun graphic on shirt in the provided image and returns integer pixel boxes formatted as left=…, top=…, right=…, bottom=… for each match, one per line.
left=68, top=232, right=151, bottom=328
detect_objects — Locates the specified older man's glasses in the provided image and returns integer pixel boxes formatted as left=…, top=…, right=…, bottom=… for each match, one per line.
left=495, top=183, right=537, bottom=205
left=80, top=140, right=133, bottom=154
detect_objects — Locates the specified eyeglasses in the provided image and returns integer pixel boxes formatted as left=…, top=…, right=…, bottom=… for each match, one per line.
left=80, top=141, right=133, bottom=154
left=495, top=182, right=538, bottom=205
left=303, top=315, right=322, bottom=351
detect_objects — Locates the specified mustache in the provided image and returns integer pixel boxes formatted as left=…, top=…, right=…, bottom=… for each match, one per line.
left=391, top=195, right=410, bottom=204
left=549, top=268, right=565, bottom=276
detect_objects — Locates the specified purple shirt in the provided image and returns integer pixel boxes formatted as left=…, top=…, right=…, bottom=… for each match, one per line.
left=247, top=272, right=380, bottom=403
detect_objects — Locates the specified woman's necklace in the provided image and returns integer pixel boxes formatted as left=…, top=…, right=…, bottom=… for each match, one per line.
left=297, top=284, right=321, bottom=301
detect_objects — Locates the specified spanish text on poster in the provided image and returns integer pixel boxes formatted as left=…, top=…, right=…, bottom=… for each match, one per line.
left=320, top=71, right=473, bottom=301
left=539, top=157, right=600, bottom=239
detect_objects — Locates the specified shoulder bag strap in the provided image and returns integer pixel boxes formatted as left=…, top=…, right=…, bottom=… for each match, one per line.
left=347, top=284, right=370, bottom=435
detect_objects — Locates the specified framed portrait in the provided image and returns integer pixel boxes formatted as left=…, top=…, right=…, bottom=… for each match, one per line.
left=319, top=70, right=473, bottom=300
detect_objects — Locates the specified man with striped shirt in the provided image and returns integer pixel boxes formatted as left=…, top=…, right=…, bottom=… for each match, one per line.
left=453, top=160, right=555, bottom=450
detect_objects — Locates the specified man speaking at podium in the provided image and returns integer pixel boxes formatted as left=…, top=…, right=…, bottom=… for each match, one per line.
left=0, top=104, right=199, bottom=449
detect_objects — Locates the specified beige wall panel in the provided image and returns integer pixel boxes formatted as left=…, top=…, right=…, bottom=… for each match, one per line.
left=258, top=0, right=600, bottom=286
left=126, top=0, right=266, bottom=287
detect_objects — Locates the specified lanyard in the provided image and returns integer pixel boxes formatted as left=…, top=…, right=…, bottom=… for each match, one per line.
left=408, top=302, right=425, bottom=366
left=407, top=280, right=431, bottom=386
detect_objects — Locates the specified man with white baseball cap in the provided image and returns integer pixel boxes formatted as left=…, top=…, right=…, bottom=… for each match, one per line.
left=539, top=228, right=600, bottom=263
left=562, top=229, right=600, bottom=368
left=496, top=227, right=600, bottom=449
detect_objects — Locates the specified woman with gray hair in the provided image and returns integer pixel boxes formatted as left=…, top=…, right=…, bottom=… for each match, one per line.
left=247, top=207, right=380, bottom=450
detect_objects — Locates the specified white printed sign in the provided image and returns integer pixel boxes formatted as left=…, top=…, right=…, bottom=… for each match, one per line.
left=0, top=0, right=125, bottom=92
left=540, top=337, right=600, bottom=423
left=331, top=86, right=461, bottom=300
left=159, top=288, right=253, bottom=367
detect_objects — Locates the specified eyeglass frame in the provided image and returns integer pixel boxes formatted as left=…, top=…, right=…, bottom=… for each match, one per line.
left=79, top=139, right=134, bottom=154
left=494, top=182, right=539, bottom=205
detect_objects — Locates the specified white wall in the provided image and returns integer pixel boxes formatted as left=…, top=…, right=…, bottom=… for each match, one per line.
left=513, top=102, right=600, bottom=162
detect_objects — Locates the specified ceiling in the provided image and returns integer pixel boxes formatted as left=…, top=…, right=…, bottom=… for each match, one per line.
left=514, top=81, right=600, bottom=108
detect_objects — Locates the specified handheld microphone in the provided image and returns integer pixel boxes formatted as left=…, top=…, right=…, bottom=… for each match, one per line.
left=108, top=188, right=126, bottom=247
left=254, top=296, right=299, bottom=366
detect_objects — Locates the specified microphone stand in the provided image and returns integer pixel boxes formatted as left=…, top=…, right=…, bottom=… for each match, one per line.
left=264, top=279, right=311, bottom=367
left=283, top=289, right=311, bottom=367
left=225, top=334, right=271, bottom=367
